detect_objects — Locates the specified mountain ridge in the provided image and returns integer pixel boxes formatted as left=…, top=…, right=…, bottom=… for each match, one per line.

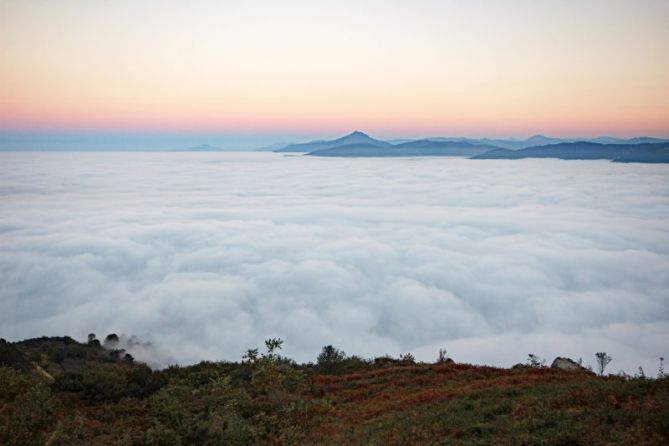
left=471, top=141, right=669, bottom=163
left=270, top=131, right=669, bottom=155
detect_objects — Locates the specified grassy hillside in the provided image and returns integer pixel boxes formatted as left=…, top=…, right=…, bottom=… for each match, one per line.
left=1, top=336, right=667, bottom=445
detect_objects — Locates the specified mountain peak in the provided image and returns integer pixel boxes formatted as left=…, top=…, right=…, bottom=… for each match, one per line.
left=276, top=130, right=390, bottom=152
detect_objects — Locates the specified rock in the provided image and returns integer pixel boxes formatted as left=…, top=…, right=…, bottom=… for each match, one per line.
left=551, top=357, right=588, bottom=372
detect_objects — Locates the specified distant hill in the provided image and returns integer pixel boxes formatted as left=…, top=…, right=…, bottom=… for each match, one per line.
left=480, top=135, right=565, bottom=150
left=391, top=139, right=501, bottom=155
left=309, top=140, right=499, bottom=157
left=421, top=135, right=565, bottom=150
left=426, top=135, right=669, bottom=150
left=590, top=136, right=669, bottom=145
left=471, top=141, right=669, bottom=163
left=275, top=131, right=391, bottom=152
left=254, top=142, right=293, bottom=152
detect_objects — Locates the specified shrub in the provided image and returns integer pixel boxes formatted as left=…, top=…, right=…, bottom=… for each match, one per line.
left=316, top=345, right=346, bottom=374
left=104, top=333, right=120, bottom=348
left=437, top=348, right=451, bottom=363
left=0, top=368, right=55, bottom=445
left=0, top=339, right=24, bottom=370
left=527, top=354, right=545, bottom=368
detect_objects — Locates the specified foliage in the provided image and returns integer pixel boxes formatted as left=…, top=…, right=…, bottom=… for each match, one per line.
left=526, top=353, right=546, bottom=368
left=1, top=336, right=668, bottom=445
left=596, top=352, right=613, bottom=376
left=659, top=357, right=666, bottom=379
left=0, top=339, right=26, bottom=370
left=437, top=348, right=451, bottom=363
left=316, top=345, right=347, bottom=374
left=0, top=368, right=56, bottom=445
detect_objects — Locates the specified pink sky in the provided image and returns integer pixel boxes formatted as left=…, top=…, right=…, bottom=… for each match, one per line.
left=1, top=0, right=668, bottom=138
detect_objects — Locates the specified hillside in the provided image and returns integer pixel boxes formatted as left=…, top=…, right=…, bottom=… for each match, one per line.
left=472, top=142, right=669, bottom=163
left=1, top=336, right=668, bottom=445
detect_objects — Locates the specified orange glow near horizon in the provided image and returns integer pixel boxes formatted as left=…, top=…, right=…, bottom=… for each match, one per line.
left=1, top=0, right=668, bottom=138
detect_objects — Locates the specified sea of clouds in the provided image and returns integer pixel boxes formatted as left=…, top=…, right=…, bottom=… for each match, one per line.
left=1, top=152, right=668, bottom=373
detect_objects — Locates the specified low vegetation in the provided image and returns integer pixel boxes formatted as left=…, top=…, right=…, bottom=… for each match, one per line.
left=1, top=336, right=668, bottom=445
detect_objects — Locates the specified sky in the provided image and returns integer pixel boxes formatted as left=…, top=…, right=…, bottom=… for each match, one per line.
left=1, top=152, right=667, bottom=372
left=1, top=0, right=669, bottom=149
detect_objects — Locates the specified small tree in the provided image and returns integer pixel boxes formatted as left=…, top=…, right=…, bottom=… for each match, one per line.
left=243, top=348, right=259, bottom=363
left=659, top=357, right=665, bottom=379
left=437, top=348, right=449, bottom=363
left=527, top=354, right=545, bottom=368
left=87, top=333, right=101, bottom=348
left=316, top=345, right=346, bottom=374
left=264, top=338, right=283, bottom=361
left=595, top=352, right=612, bottom=376
left=104, top=334, right=119, bottom=349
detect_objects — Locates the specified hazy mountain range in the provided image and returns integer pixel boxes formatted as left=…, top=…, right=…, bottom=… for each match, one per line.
left=472, top=141, right=669, bottom=163
left=272, top=131, right=669, bottom=152
left=269, top=131, right=669, bottom=162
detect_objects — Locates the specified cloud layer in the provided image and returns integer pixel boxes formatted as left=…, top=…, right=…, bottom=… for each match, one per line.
left=1, top=152, right=668, bottom=373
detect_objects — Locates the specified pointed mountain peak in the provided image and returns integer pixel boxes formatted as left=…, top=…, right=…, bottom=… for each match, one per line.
left=333, top=131, right=376, bottom=143
left=275, top=130, right=390, bottom=152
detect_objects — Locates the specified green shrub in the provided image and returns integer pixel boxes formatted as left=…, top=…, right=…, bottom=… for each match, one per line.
left=0, top=367, right=55, bottom=445
left=316, top=345, right=347, bottom=374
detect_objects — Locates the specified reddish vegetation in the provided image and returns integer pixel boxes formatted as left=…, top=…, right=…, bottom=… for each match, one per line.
left=305, top=363, right=616, bottom=441
left=2, top=337, right=668, bottom=445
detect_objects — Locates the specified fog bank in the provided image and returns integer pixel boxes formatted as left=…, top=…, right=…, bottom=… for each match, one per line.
left=1, top=152, right=667, bottom=373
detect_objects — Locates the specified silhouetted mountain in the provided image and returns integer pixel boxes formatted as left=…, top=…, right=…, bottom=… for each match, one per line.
left=471, top=142, right=669, bottom=163
left=275, top=131, right=390, bottom=152
left=622, top=137, right=669, bottom=144
left=393, top=139, right=500, bottom=154
left=390, top=135, right=603, bottom=150
left=308, top=144, right=399, bottom=157
left=270, top=131, right=669, bottom=154
left=309, top=140, right=500, bottom=157
left=474, top=135, right=567, bottom=150
left=254, top=142, right=293, bottom=152
left=423, top=135, right=669, bottom=150
left=615, top=144, right=669, bottom=163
